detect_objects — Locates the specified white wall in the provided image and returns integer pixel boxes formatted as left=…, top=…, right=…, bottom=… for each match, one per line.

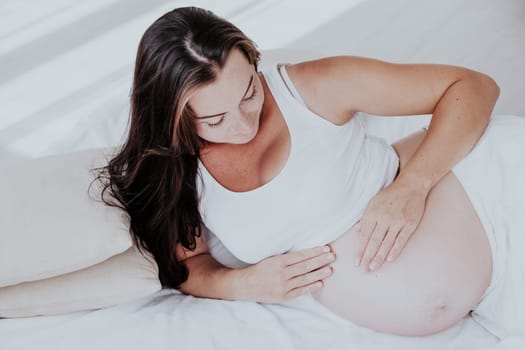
left=1, top=0, right=523, bottom=159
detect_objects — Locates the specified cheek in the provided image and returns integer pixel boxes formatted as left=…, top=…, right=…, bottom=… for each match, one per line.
left=250, top=92, right=265, bottom=115
left=196, top=124, right=224, bottom=142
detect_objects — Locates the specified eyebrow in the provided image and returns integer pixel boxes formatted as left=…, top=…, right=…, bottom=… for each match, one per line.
left=195, top=74, right=254, bottom=119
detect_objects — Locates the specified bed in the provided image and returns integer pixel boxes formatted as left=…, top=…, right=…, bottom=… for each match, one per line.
left=1, top=0, right=524, bottom=349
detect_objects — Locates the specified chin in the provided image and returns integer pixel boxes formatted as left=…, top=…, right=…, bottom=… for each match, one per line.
left=238, top=125, right=260, bottom=144
left=232, top=113, right=261, bottom=144
left=235, top=133, right=256, bottom=144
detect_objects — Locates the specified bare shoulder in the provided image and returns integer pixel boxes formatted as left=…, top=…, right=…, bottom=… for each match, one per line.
left=285, top=56, right=368, bottom=125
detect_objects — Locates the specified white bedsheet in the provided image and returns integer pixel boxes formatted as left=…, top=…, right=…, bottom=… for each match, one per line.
left=1, top=0, right=524, bottom=349
left=0, top=289, right=500, bottom=350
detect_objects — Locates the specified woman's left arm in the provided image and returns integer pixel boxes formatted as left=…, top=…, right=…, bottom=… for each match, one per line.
left=288, top=56, right=500, bottom=272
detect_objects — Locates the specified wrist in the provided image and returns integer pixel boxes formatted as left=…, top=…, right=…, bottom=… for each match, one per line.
left=396, top=170, right=433, bottom=194
left=229, top=266, right=253, bottom=301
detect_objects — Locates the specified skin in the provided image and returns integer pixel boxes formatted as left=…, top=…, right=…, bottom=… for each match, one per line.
left=181, top=48, right=500, bottom=334
left=314, top=130, right=492, bottom=335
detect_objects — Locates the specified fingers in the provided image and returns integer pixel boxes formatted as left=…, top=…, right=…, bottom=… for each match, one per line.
left=282, top=245, right=331, bottom=266
left=281, top=247, right=335, bottom=299
left=355, top=220, right=376, bottom=266
left=285, top=252, right=335, bottom=280
left=387, top=225, right=415, bottom=262
left=285, top=280, right=325, bottom=300
left=286, top=265, right=334, bottom=291
left=357, top=221, right=417, bottom=271
left=356, top=220, right=408, bottom=271
left=369, top=225, right=402, bottom=271
left=358, top=223, right=387, bottom=271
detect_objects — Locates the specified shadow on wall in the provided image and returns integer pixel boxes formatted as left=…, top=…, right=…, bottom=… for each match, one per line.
left=1, top=0, right=523, bottom=160
left=0, top=0, right=173, bottom=85
left=288, top=0, right=525, bottom=116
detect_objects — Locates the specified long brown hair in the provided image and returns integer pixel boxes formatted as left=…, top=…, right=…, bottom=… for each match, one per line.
left=91, top=7, right=260, bottom=288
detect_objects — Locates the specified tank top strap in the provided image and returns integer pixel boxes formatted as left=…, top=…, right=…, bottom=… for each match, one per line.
left=261, top=63, right=329, bottom=132
left=276, top=63, right=308, bottom=107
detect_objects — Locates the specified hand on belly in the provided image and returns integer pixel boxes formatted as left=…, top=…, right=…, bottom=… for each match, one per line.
left=311, top=130, right=493, bottom=336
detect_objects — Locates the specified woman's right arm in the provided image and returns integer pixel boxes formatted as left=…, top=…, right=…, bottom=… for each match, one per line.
left=176, top=235, right=336, bottom=303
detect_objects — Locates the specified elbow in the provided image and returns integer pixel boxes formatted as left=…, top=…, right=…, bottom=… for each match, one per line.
left=472, top=71, right=500, bottom=103
left=175, top=253, right=211, bottom=296
left=480, top=74, right=500, bottom=124
left=483, top=74, right=500, bottom=102
left=178, top=281, right=190, bottom=295
left=177, top=269, right=194, bottom=296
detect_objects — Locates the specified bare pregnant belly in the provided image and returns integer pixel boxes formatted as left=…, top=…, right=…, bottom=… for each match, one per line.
left=312, top=129, right=493, bottom=336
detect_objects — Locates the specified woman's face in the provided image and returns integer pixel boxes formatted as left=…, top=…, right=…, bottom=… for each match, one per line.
left=188, top=48, right=264, bottom=145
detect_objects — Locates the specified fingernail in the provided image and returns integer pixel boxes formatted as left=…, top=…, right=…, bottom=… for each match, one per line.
left=369, top=262, right=377, bottom=271
left=354, top=258, right=360, bottom=267
left=323, top=245, right=331, bottom=252
left=387, top=255, right=394, bottom=262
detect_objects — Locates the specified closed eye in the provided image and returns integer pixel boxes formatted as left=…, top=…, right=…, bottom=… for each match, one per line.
left=241, top=85, right=257, bottom=103
left=202, top=72, right=257, bottom=128
left=207, top=116, right=224, bottom=128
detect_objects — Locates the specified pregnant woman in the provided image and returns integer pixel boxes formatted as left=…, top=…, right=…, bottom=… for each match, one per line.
left=95, top=7, right=525, bottom=339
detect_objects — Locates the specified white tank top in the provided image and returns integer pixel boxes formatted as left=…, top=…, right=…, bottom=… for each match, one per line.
left=197, top=63, right=400, bottom=264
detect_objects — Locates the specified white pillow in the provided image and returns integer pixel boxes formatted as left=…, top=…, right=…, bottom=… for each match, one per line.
left=0, top=146, right=132, bottom=287
left=0, top=245, right=161, bottom=317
